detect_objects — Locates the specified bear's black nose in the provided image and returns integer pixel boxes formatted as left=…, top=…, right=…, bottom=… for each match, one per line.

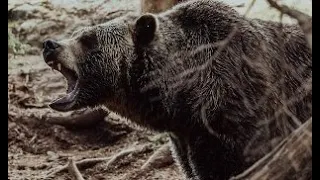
left=43, top=39, right=60, bottom=50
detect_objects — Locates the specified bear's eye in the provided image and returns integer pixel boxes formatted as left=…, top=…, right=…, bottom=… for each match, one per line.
left=79, top=34, right=97, bottom=49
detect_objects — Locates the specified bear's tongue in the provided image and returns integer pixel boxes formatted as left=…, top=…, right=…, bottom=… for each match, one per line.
left=49, top=65, right=79, bottom=112
left=49, top=81, right=79, bottom=112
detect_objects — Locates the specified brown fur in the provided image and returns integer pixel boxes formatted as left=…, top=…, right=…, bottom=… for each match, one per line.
left=43, top=0, right=312, bottom=179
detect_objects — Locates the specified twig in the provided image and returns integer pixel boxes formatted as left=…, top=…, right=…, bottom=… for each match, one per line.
left=106, top=143, right=152, bottom=167
left=68, top=158, right=85, bottom=180
left=141, top=142, right=174, bottom=170
left=243, top=0, right=257, bottom=17
left=231, top=118, right=312, bottom=180
left=120, top=143, right=174, bottom=180
left=45, top=157, right=110, bottom=178
left=45, top=143, right=152, bottom=178
left=266, top=0, right=312, bottom=49
left=28, top=134, right=37, bottom=144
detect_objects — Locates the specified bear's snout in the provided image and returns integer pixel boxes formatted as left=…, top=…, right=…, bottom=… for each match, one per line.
left=43, top=39, right=61, bottom=61
left=42, top=39, right=66, bottom=73
left=43, top=39, right=60, bottom=52
left=42, top=39, right=62, bottom=66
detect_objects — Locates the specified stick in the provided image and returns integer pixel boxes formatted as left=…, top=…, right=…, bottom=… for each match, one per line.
left=45, top=143, right=152, bottom=178
left=141, top=143, right=174, bottom=170
left=68, top=158, right=85, bottom=180
left=231, top=118, right=312, bottom=180
left=266, top=0, right=312, bottom=49
left=46, top=109, right=108, bottom=129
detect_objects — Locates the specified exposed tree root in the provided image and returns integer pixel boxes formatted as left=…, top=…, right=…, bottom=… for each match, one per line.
left=68, top=158, right=85, bottom=180
left=141, top=142, right=174, bottom=170
left=44, top=143, right=152, bottom=179
left=46, top=109, right=109, bottom=129
left=120, top=143, right=175, bottom=180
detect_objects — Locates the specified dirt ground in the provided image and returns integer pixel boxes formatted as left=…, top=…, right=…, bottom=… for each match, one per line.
left=8, top=0, right=182, bottom=179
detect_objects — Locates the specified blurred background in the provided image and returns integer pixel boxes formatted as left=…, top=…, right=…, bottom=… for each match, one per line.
left=8, top=0, right=312, bottom=179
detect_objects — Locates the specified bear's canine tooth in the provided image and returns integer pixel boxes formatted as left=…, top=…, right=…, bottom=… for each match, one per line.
left=47, top=61, right=54, bottom=66
left=57, top=63, right=62, bottom=71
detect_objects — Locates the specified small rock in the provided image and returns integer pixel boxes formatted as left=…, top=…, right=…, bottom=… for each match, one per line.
left=19, top=19, right=43, bottom=33
left=46, top=150, right=59, bottom=161
left=8, top=122, right=17, bottom=129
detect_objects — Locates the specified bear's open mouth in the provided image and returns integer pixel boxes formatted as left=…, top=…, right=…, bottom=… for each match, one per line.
left=46, top=61, right=80, bottom=112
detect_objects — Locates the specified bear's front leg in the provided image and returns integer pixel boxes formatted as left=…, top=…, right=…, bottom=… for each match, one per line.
left=169, top=134, right=197, bottom=180
left=187, top=131, right=247, bottom=180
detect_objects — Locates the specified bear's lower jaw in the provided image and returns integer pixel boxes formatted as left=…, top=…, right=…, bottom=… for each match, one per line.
left=49, top=79, right=80, bottom=112
left=44, top=55, right=81, bottom=112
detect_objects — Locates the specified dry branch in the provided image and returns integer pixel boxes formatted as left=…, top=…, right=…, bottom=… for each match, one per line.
left=231, top=118, right=312, bottom=180
left=105, top=143, right=152, bottom=167
left=119, top=143, right=174, bottom=180
left=141, top=142, right=174, bottom=170
left=266, top=0, right=312, bottom=49
left=46, top=109, right=108, bottom=129
left=141, top=0, right=185, bottom=13
left=44, top=143, right=152, bottom=179
left=67, top=158, right=85, bottom=180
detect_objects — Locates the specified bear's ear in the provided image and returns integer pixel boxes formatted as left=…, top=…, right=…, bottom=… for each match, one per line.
left=134, top=13, right=158, bottom=45
left=79, top=32, right=98, bottom=49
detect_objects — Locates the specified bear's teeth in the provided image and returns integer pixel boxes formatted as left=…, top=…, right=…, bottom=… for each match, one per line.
left=57, top=63, right=62, bottom=71
left=47, top=61, right=54, bottom=66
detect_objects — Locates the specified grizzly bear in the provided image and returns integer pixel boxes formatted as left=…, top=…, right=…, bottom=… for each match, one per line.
left=42, top=0, right=312, bottom=179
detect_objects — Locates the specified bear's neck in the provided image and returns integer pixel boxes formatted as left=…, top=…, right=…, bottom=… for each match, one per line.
left=103, top=51, right=178, bottom=132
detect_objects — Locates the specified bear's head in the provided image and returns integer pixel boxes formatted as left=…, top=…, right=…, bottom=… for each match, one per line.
left=42, top=14, right=159, bottom=112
